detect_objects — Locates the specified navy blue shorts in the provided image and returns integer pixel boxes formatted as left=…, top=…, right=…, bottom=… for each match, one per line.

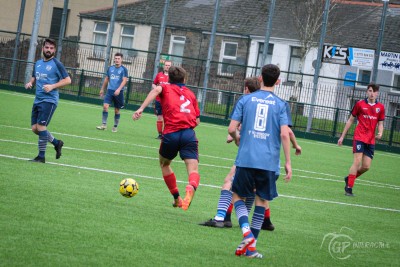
left=154, top=100, right=162, bottom=116
left=353, top=140, right=375, bottom=159
left=159, top=128, right=198, bottom=161
left=31, top=102, right=57, bottom=126
left=104, top=90, right=124, bottom=109
left=232, top=166, right=278, bottom=201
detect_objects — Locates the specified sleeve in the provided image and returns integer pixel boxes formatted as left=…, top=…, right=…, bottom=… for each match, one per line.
left=351, top=101, right=359, bottom=117
left=378, top=105, right=385, bottom=121
left=31, top=63, right=36, bottom=78
left=230, top=97, right=244, bottom=122
left=123, top=66, right=128, bottom=78
left=192, top=94, right=200, bottom=117
left=285, top=102, right=293, bottom=127
left=153, top=73, right=159, bottom=85
left=54, top=59, right=69, bottom=79
left=280, top=102, right=289, bottom=126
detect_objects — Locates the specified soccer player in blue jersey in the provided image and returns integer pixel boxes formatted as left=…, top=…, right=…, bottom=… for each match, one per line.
left=96, top=53, right=128, bottom=132
left=24, top=38, right=71, bottom=163
left=229, top=64, right=292, bottom=259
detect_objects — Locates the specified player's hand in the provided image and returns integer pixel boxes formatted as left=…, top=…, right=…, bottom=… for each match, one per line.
left=294, top=145, right=302, bottom=155
left=114, top=89, right=120, bottom=96
left=132, top=109, right=143, bottom=120
left=376, top=133, right=383, bottom=140
left=99, top=90, right=104, bottom=97
left=226, top=134, right=234, bottom=143
left=337, top=137, right=344, bottom=146
left=284, top=162, right=292, bottom=182
left=25, top=82, right=33, bottom=89
left=234, top=136, right=240, bottom=147
left=43, top=84, right=54, bottom=92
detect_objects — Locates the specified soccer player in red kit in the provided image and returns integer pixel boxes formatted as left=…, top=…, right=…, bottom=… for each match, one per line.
left=153, top=60, right=172, bottom=139
left=338, top=83, right=385, bottom=196
left=133, top=66, right=201, bottom=210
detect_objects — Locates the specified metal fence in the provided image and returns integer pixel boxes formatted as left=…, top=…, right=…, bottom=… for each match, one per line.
left=0, top=31, right=399, bottom=152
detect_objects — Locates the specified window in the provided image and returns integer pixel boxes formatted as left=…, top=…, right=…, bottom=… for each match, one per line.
left=93, top=22, right=108, bottom=58
left=169, top=36, right=186, bottom=66
left=219, top=42, right=238, bottom=76
left=49, top=8, right=69, bottom=38
left=357, top=69, right=371, bottom=86
left=256, top=43, right=274, bottom=75
left=287, top=47, right=302, bottom=82
left=120, top=25, right=135, bottom=58
left=393, top=74, right=400, bottom=92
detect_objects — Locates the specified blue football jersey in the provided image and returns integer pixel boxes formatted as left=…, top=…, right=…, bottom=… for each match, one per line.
left=32, top=58, right=69, bottom=105
left=107, top=65, right=128, bottom=91
left=231, top=90, right=288, bottom=172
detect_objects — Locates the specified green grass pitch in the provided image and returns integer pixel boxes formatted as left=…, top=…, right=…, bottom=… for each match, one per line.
left=0, top=89, right=399, bottom=266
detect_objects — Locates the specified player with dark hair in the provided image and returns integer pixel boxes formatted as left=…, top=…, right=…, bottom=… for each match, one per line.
left=200, top=77, right=301, bottom=231
left=338, top=83, right=385, bottom=196
left=152, top=60, right=172, bottom=139
left=25, top=38, right=71, bottom=163
left=229, top=64, right=292, bottom=258
left=133, top=66, right=201, bottom=211
left=96, top=53, right=128, bottom=132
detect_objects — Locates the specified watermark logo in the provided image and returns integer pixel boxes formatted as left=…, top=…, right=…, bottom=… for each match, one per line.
left=320, top=227, right=354, bottom=260
left=320, top=227, right=389, bottom=260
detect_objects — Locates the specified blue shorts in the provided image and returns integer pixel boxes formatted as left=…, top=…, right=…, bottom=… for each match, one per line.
left=353, top=140, right=375, bottom=159
left=104, top=90, right=124, bottom=109
left=154, top=100, right=162, bottom=116
left=159, top=128, right=198, bottom=161
left=232, top=166, right=278, bottom=201
left=31, top=102, right=57, bottom=126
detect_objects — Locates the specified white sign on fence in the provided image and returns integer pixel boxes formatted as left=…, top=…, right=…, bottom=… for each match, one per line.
left=378, top=51, right=400, bottom=74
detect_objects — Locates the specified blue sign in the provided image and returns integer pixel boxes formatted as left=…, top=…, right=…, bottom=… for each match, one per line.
left=344, top=72, right=356, bottom=87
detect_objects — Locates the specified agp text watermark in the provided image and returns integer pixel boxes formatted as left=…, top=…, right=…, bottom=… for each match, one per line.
left=320, top=227, right=390, bottom=260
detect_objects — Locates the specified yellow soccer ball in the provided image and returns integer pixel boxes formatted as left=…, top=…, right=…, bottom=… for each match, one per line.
left=119, top=178, right=139, bottom=198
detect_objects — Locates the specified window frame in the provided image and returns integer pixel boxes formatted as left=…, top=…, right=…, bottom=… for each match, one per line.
left=92, top=22, right=109, bottom=58
left=218, top=41, right=238, bottom=77
left=119, top=24, right=136, bottom=59
left=168, top=35, right=186, bottom=66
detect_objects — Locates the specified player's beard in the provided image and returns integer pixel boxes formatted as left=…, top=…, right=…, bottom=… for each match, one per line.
left=43, top=51, right=55, bottom=59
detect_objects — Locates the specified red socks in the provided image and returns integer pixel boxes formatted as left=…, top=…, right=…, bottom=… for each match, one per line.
left=348, top=174, right=356, bottom=188
left=188, top=172, right=200, bottom=189
left=264, top=208, right=270, bottom=218
left=163, top=173, right=179, bottom=195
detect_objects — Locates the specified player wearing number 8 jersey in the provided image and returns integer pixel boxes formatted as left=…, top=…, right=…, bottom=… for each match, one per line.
left=229, top=64, right=292, bottom=258
left=133, top=66, right=201, bottom=211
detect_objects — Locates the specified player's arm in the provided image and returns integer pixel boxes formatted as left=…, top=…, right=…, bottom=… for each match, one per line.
left=43, top=76, right=71, bottom=93
left=288, top=128, right=301, bottom=155
left=133, top=85, right=162, bottom=120
left=100, top=76, right=109, bottom=97
left=228, top=119, right=241, bottom=146
left=25, top=77, right=36, bottom=89
left=376, top=120, right=384, bottom=140
left=338, top=115, right=355, bottom=146
left=281, top=125, right=292, bottom=182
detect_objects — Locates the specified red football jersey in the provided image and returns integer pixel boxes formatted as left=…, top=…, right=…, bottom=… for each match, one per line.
left=159, top=83, right=200, bottom=134
left=153, top=72, right=169, bottom=102
left=351, top=99, right=385, bottom=144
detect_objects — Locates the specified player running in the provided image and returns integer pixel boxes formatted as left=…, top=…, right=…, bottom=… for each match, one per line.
left=133, top=66, right=201, bottom=211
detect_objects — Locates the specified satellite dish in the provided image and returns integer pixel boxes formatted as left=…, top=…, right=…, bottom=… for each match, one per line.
left=312, top=60, right=317, bottom=69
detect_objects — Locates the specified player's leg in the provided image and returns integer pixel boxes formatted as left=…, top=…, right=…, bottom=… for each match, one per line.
left=179, top=129, right=200, bottom=211
left=345, top=141, right=364, bottom=196
left=112, top=93, right=124, bottom=132
left=30, top=103, right=61, bottom=162
left=356, top=144, right=374, bottom=178
left=261, top=201, right=275, bottom=231
left=200, top=165, right=235, bottom=228
left=97, top=93, right=111, bottom=130
left=155, top=100, right=163, bottom=139
left=232, top=167, right=256, bottom=256
left=159, top=132, right=181, bottom=207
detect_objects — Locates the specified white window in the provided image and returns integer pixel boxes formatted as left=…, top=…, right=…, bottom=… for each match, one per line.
left=218, top=42, right=238, bottom=76
left=93, top=22, right=108, bottom=58
left=287, top=46, right=302, bottom=82
left=120, top=25, right=136, bottom=58
left=357, top=69, right=371, bottom=86
left=169, top=36, right=186, bottom=66
left=393, top=74, right=400, bottom=92
left=253, top=43, right=274, bottom=76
